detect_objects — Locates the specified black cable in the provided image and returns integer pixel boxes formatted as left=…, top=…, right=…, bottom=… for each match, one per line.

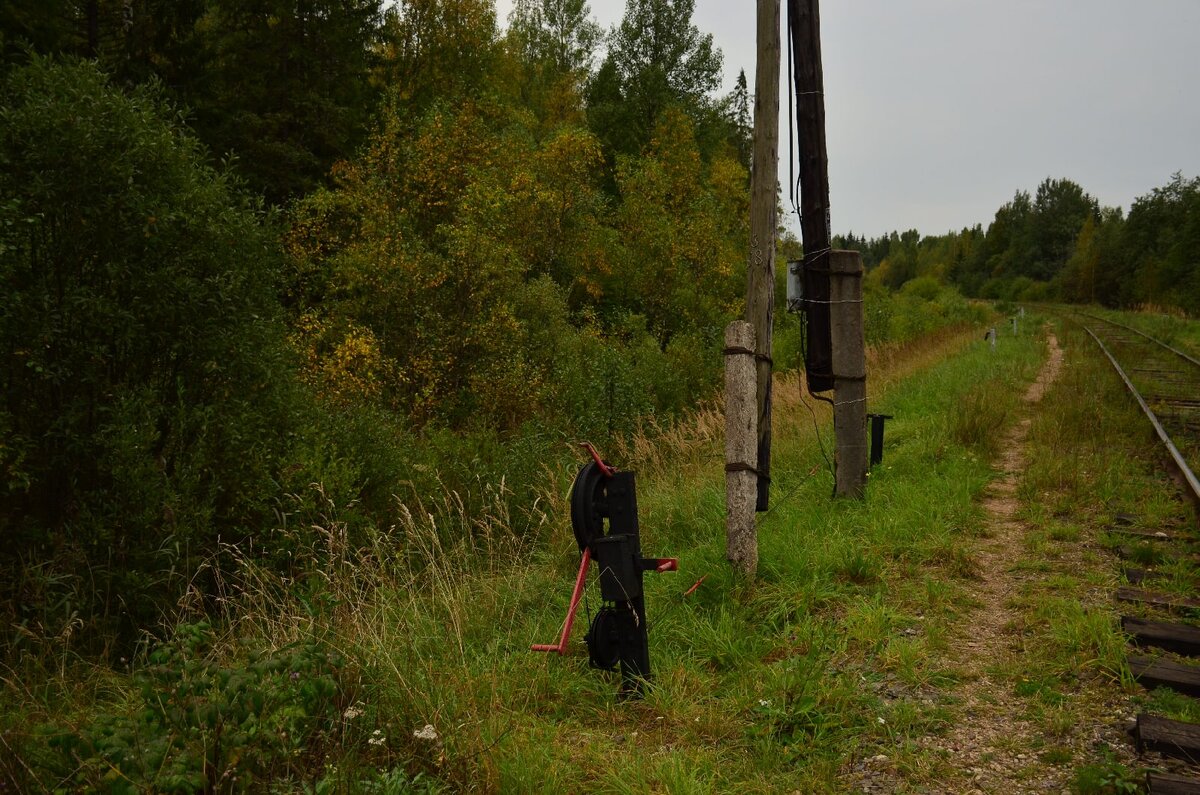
left=803, top=388, right=835, bottom=478
left=798, top=294, right=835, bottom=484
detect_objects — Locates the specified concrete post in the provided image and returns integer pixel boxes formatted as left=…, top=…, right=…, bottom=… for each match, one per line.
left=724, top=321, right=758, bottom=578
left=829, top=251, right=867, bottom=498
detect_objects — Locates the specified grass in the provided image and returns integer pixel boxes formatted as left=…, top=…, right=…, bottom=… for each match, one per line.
left=1082, top=304, right=1200, bottom=361
left=8, top=304, right=1200, bottom=792
left=984, top=309, right=1200, bottom=788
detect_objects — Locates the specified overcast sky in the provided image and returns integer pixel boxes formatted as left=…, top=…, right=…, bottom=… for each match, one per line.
left=496, top=0, right=1200, bottom=239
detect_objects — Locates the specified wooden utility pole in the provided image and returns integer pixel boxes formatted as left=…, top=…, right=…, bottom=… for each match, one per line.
left=746, top=0, right=781, bottom=512
left=789, top=0, right=833, bottom=394
left=789, top=0, right=868, bottom=497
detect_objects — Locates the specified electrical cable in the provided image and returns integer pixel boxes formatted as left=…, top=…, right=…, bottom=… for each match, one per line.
left=798, top=289, right=836, bottom=484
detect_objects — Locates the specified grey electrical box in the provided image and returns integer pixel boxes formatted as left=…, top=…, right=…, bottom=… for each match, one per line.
left=786, top=259, right=804, bottom=313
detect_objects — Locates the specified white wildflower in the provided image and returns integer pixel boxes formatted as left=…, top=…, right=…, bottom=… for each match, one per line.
left=343, top=705, right=364, bottom=720
left=368, top=729, right=387, bottom=746
left=413, top=724, right=439, bottom=742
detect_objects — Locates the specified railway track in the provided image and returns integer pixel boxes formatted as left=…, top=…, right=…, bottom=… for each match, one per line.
left=1076, top=311, right=1200, bottom=507
left=1073, top=311, right=1200, bottom=792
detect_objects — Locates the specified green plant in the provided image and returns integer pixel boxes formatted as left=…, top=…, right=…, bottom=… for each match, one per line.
left=0, top=58, right=297, bottom=645
left=834, top=548, right=884, bottom=586
left=43, top=622, right=354, bottom=792
left=951, top=383, right=1010, bottom=458
left=1072, top=751, right=1143, bottom=794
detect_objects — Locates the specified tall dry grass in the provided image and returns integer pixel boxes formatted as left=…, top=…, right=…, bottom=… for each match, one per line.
left=160, top=475, right=569, bottom=789
left=616, top=323, right=981, bottom=483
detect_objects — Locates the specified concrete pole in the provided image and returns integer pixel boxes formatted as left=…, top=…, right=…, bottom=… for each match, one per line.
left=829, top=251, right=867, bottom=498
left=724, top=321, right=758, bottom=578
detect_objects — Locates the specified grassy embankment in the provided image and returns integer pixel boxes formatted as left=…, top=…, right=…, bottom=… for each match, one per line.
left=3, top=312, right=1048, bottom=791
left=20, top=306, right=1200, bottom=792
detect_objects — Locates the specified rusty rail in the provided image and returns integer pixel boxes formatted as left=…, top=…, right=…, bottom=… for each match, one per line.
left=1079, top=313, right=1200, bottom=509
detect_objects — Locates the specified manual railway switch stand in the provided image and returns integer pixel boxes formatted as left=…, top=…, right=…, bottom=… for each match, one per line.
left=531, top=444, right=676, bottom=697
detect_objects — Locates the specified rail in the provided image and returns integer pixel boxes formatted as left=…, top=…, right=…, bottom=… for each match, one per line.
left=1077, top=312, right=1200, bottom=508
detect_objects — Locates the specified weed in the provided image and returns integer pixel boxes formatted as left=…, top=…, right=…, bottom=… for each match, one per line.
left=1072, top=751, right=1143, bottom=794
left=879, top=636, right=937, bottom=689
left=1049, top=521, right=1082, bottom=543
left=36, top=622, right=353, bottom=792
left=1038, top=705, right=1078, bottom=738
left=835, top=548, right=884, bottom=586
left=1014, top=676, right=1066, bottom=705
left=930, top=541, right=982, bottom=580
left=1113, top=539, right=1165, bottom=567
left=951, top=383, right=1011, bottom=458
left=1139, top=687, right=1200, bottom=724
left=843, top=598, right=898, bottom=654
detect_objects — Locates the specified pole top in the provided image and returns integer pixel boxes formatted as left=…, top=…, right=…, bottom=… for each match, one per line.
left=827, top=249, right=864, bottom=275
left=724, top=319, right=756, bottom=349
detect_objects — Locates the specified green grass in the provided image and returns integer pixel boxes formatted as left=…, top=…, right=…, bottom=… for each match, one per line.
left=1, top=320, right=1051, bottom=792
left=19, top=306, right=1197, bottom=792
left=993, top=309, right=1200, bottom=787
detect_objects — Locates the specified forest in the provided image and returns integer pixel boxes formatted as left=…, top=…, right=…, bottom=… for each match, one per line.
left=1, top=0, right=1198, bottom=790
left=838, top=172, right=1200, bottom=313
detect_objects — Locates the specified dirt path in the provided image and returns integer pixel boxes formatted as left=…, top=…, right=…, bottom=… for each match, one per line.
left=924, top=332, right=1067, bottom=793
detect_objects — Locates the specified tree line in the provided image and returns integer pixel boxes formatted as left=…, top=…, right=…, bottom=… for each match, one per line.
left=836, top=173, right=1200, bottom=314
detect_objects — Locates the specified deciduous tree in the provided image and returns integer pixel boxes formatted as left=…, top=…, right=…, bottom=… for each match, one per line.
left=591, top=0, right=722, bottom=159
left=0, top=59, right=294, bottom=638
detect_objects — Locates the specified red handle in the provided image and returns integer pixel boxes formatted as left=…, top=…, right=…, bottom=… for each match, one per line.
left=579, top=442, right=615, bottom=478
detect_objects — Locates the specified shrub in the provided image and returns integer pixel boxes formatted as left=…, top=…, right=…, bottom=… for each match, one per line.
left=0, top=58, right=295, bottom=645
left=41, top=622, right=353, bottom=793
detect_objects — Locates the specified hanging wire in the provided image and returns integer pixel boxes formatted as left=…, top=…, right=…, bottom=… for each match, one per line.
left=744, top=301, right=835, bottom=518
left=796, top=242, right=835, bottom=486
left=753, top=412, right=830, bottom=524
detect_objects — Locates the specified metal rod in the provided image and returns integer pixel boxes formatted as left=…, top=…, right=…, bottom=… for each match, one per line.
left=531, top=548, right=592, bottom=655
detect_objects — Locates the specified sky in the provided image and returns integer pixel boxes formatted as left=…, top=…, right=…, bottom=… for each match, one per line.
left=495, top=0, right=1200, bottom=240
